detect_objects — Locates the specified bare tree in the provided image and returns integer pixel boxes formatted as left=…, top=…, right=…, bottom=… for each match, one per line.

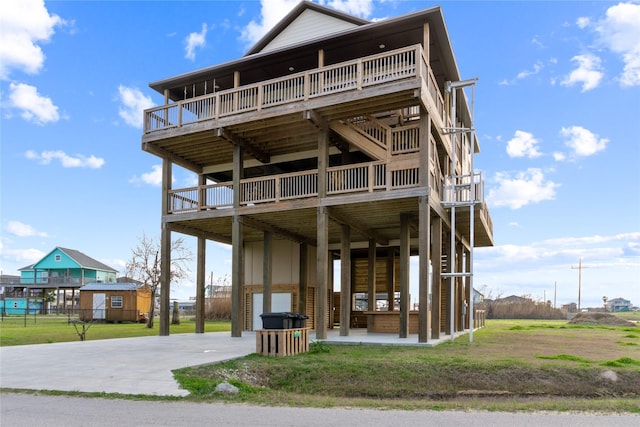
left=125, top=234, right=192, bottom=328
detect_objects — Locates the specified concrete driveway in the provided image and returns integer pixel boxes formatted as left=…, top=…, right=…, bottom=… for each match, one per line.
left=0, top=332, right=256, bottom=396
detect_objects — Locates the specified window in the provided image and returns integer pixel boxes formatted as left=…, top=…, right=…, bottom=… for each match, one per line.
left=55, top=254, right=61, bottom=262
left=111, top=295, right=123, bottom=308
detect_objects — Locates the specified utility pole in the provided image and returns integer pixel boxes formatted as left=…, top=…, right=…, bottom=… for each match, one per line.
left=571, top=258, right=589, bottom=311
left=553, top=281, right=557, bottom=308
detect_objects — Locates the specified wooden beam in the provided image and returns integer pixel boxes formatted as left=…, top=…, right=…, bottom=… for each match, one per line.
left=142, top=142, right=203, bottom=174
left=327, top=206, right=389, bottom=246
left=167, top=223, right=231, bottom=245
left=216, top=127, right=270, bottom=164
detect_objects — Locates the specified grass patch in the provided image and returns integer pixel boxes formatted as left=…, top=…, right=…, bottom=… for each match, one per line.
left=601, top=357, right=640, bottom=368
left=173, top=320, right=640, bottom=412
left=536, top=354, right=592, bottom=363
left=0, top=316, right=230, bottom=346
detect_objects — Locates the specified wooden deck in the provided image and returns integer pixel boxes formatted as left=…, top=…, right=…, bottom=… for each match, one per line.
left=143, top=45, right=443, bottom=134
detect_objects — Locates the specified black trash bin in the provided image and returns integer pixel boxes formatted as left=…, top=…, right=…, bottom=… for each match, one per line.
left=292, top=313, right=308, bottom=328
left=260, top=312, right=296, bottom=329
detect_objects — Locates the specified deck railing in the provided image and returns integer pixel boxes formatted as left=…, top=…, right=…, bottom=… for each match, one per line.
left=391, top=123, right=420, bottom=154
left=167, top=160, right=423, bottom=213
left=145, top=44, right=434, bottom=133
left=442, top=172, right=484, bottom=206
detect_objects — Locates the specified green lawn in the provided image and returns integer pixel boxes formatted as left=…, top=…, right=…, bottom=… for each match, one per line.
left=2, top=315, right=639, bottom=413
left=174, top=319, right=640, bottom=412
left=0, top=315, right=230, bottom=346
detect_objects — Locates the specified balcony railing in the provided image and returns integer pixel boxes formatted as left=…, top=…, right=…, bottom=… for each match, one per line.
left=442, top=172, right=485, bottom=206
left=144, top=44, right=437, bottom=134
left=167, top=160, right=425, bottom=214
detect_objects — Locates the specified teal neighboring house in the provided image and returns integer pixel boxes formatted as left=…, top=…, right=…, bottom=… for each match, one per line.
left=16, top=247, right=118, bottom=311
left=19, top=247, right=117, bottom=287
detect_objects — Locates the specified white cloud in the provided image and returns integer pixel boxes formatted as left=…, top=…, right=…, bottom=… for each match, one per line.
left=0, top=0, right=65, bottom=79
left=595, top=2, right=640, bottom=86
left=576, top=16, right=591, bottom=29
left=0, top=247, right=46, bottom=266
left=25, top=150, right=105, bottom=169
left=487, top=168, right=559, bottom=209
left=553, top=152, right=566, bottom=162
left=6, top=221, right=48, bottom=238
left=7, top=82, right=60, bottom=124
left=129, top=164, right=168, bottom=187
left=543, top=232, right=640, bottom=248
left=325, top=0, right=374, bottom=18
left=185, top=23, right=208, bottom=61
left=561, top=54, right=603, bottom=92
left=506, top=130, right=542, bottom=158
left=516, top=61, right=543, bottom=80
left=560, top=126, right=608, bottom=157
left=240, top=0, right=303, bottom=48
left=117, top=85, right=154, bottom=128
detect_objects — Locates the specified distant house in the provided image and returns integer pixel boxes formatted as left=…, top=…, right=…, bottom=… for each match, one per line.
left=18, top=247, right=118, bottom=310
left=20, top=247, right=117, bottom=287
left=606, top=297, right=632, bottom=312
left=79, top=283, right=151, bottom=322
left=473, top=289, right=484, bottom=305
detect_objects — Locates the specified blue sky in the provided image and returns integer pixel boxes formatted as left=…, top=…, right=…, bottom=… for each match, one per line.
left=1, top=0, right=638, bottom=309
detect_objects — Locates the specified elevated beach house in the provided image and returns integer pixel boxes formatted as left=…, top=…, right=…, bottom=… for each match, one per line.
left=142, top=2, right=494, bottom=342
left=17, top=247, right=118, bottom=311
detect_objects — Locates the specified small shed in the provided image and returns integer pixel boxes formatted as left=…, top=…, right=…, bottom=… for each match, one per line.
left=79, top=283, right=151, bottom=322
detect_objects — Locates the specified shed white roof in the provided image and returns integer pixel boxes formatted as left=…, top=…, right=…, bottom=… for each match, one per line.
left=80, top=283, right=140, bottom=291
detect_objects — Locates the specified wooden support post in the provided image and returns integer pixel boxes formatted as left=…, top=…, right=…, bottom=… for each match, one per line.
left=159, top=158, right=172, bottom=336
left=431, top=216, right=441, bottom=339
left=195, top=235, right=206, bottom=333
left=317, top=124, right=328, bottom=198
left=231, top=143, right=244, bottom=337
left=231, top=215, right=244, bottom=337
left=263, top=231, right=272, bottom=315
left=399, top=213, right=410, bottom=338
left=367, top=238, right=376, bottom=330
left=418, top=196, right=431, bottom=343
left=340, top=224, right=351, bottom=336
left=418, top=107, right=431, bottom=343
left=316, top=122, right=329, bottom=339
left=316, top=207, right=329, bottom=339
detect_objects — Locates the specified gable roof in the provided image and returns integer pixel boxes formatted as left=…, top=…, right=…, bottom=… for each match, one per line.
left=25, top=247, right=117, bottom=272
left=246, top=1, right=369, bottom=55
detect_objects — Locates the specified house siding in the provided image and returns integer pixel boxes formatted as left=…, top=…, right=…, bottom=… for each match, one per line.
left=261, top=9, right=359, bottom=53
